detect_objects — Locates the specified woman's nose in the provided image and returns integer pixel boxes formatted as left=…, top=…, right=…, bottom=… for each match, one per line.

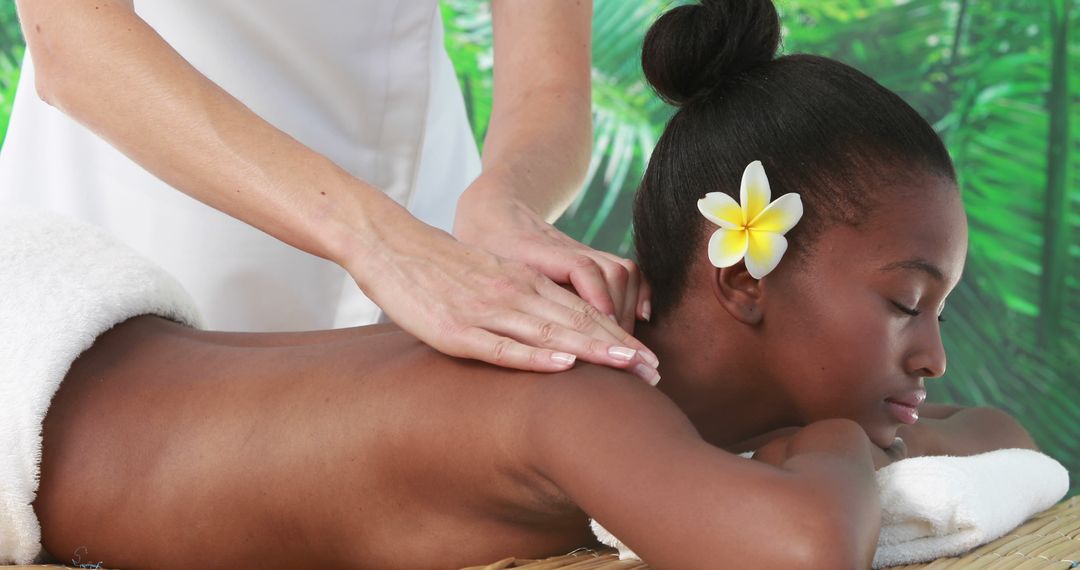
left=905, top=320, right=947, bottom=378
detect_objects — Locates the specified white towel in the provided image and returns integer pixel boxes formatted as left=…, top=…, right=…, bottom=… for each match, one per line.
left=872, top=448, right=1068, bottom=567
left=0, top=209, right=203, bottom=565
left=591, top=448, right=1070, bottom=568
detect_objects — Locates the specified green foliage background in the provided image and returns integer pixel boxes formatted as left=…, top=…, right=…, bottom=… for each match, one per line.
left=0, top=1, right=20, bottom=142
left=0, top=2, right=1076, bottom=493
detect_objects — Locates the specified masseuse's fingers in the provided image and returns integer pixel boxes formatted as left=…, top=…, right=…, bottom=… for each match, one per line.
left=636, top=272, right=653, bottom=323
left=568, top=253, right=648, bottom=330
left=601, top=254, right=642, bottom=331
left=559, top=251, right=653, bottom=331
left=452, top=299, right=659, bottom=379
left=453, top=327, right=580, bottom=373
left=452, top=192, right=654, bottom=336
left=568, top=251, right=653, bottom=331
left=597, top=256, right=629, bottom=328
left=567, top=256, right=620, bottom=322
left=534, top=277, right=660, bottom=366
left=484, top=311, right=660, bottom=384
left=439, top=267, right=656, bottom=375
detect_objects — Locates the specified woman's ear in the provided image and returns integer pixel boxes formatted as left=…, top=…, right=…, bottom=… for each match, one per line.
left=711, top=263, right=764, bottom=325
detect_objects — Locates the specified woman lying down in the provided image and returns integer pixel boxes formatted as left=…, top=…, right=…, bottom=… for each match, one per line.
left=0, top=1, right=1047, bottom=569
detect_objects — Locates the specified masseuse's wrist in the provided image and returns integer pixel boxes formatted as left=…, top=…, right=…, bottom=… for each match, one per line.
left=454, top=170, right=543, bottom=244
left=319, top=178, right=419, bottom=281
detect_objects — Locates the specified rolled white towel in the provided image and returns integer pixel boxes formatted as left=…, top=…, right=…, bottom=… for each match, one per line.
left=590, top=448, right=1070, bottom=568
left=872, top=448, right=1068, bottom=567
left=0, top=209, right=204, bottom=564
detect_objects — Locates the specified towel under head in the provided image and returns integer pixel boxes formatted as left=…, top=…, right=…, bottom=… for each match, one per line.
left=872, top=448, right=1069, bottom=567
left=0, top=209, right=203, bottom=564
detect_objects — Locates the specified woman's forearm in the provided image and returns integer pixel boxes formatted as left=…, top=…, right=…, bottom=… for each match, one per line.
left=761, top=419, right=883, bottom=568
left=18, top=0, right=403, bottom=267
left=533, top=370, right=883, bottom=569
left=899, top=406, right=1039, bottom=457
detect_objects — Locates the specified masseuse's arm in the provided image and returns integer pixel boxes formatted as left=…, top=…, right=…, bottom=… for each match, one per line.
left=453, top=1, right=654, bottom=334
left=16, top=0, right=658, bottom=377
left=897, top=404, right=1039, bottom=458
left=527, top=374, right=881, bottom=568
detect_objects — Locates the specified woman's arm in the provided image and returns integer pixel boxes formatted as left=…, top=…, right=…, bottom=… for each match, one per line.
left=524, top=373, right=881, bottom=568
left=898, top=405, right=1039, bottom=458
left=16, top=0, right=656, bottom=374
left=729, top=404, right=1040, bottom=470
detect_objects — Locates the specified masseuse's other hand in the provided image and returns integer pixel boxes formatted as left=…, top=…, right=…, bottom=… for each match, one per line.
left=453, top=188, right=653, bottom=334
left=344, top=204, right=660, bottom=382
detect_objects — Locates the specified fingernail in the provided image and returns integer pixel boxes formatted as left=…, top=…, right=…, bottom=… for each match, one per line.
left=608, top=346, right=637, bottom=361
left=608, top=314, right=618, bottom=322
left=632, top=363, right=661, bottom=386
left=642, top=301, right=652, bottom=322
left=551, top=352, right=576, bottom=366
left=640, top=350, right=660, bottom=368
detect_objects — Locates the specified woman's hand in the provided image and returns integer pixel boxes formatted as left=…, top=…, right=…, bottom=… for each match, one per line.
left=869, top=437, right=909, bottom=470
left=896, top=405, right=1039, bottom=457
left=341, top=203, right=660, bottom=381
left=752, top=424, right=908, bottom=470
left=749, top=406, right=1037, bottom=472
left=454, top=183, right=653, bottom=333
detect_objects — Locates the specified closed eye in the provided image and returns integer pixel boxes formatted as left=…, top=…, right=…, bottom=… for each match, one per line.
left=891, top=301, right=947, bottom=322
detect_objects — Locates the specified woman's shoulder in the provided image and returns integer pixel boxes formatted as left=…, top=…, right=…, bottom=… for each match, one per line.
left=514, top=363, right=706, bottom=475
left=520, top=363, right=684, bottom=426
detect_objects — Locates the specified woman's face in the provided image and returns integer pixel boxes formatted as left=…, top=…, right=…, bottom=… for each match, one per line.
left=761, top=178, right=968, bottom=448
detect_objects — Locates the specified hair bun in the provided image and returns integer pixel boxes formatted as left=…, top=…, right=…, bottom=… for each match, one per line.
left=642, top=0, right=781, bottom=107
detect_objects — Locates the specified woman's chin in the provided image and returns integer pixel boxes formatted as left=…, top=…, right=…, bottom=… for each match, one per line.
left=864, top=422, right=900, bottom=450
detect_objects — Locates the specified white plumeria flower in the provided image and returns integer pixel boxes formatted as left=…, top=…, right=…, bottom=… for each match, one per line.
left=696, top=160, right=804, bottom=279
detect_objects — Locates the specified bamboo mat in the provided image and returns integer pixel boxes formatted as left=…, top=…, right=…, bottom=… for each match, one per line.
left=5, top=496, right=1078, bottom=570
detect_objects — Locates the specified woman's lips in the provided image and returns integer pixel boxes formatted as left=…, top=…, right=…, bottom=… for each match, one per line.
left=884, top=389, right=925, bottom=425
left=885, top=399, right=920, bottom=424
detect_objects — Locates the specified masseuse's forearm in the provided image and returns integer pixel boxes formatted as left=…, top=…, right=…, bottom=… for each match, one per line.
left=899, top=406, right=1039, bottom=457
left=463, top=0, right=593, bottom=222
left=18, top=0, right=401, bottom=267
left=474, top=86, right=592, bottom=221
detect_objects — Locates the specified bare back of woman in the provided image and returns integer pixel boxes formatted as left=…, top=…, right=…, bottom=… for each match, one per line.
left=35, top=316, right=595, bottom=569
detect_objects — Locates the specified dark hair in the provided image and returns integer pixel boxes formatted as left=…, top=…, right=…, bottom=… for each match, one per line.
left=633, top=0, right=957, bottom=317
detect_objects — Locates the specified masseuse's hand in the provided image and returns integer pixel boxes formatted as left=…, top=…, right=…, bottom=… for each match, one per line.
left=454, top=183, right=653, bottom=334
left=344, top=203, right=660, bottom=381
left=461, top=0, right=651, bottom=330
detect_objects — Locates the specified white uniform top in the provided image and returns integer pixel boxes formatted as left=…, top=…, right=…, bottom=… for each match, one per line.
left=0, top=0, right=482, bottom=332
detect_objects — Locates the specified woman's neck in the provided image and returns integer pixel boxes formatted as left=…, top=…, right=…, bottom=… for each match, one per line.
left=633, top=306, right=800, bottom=452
